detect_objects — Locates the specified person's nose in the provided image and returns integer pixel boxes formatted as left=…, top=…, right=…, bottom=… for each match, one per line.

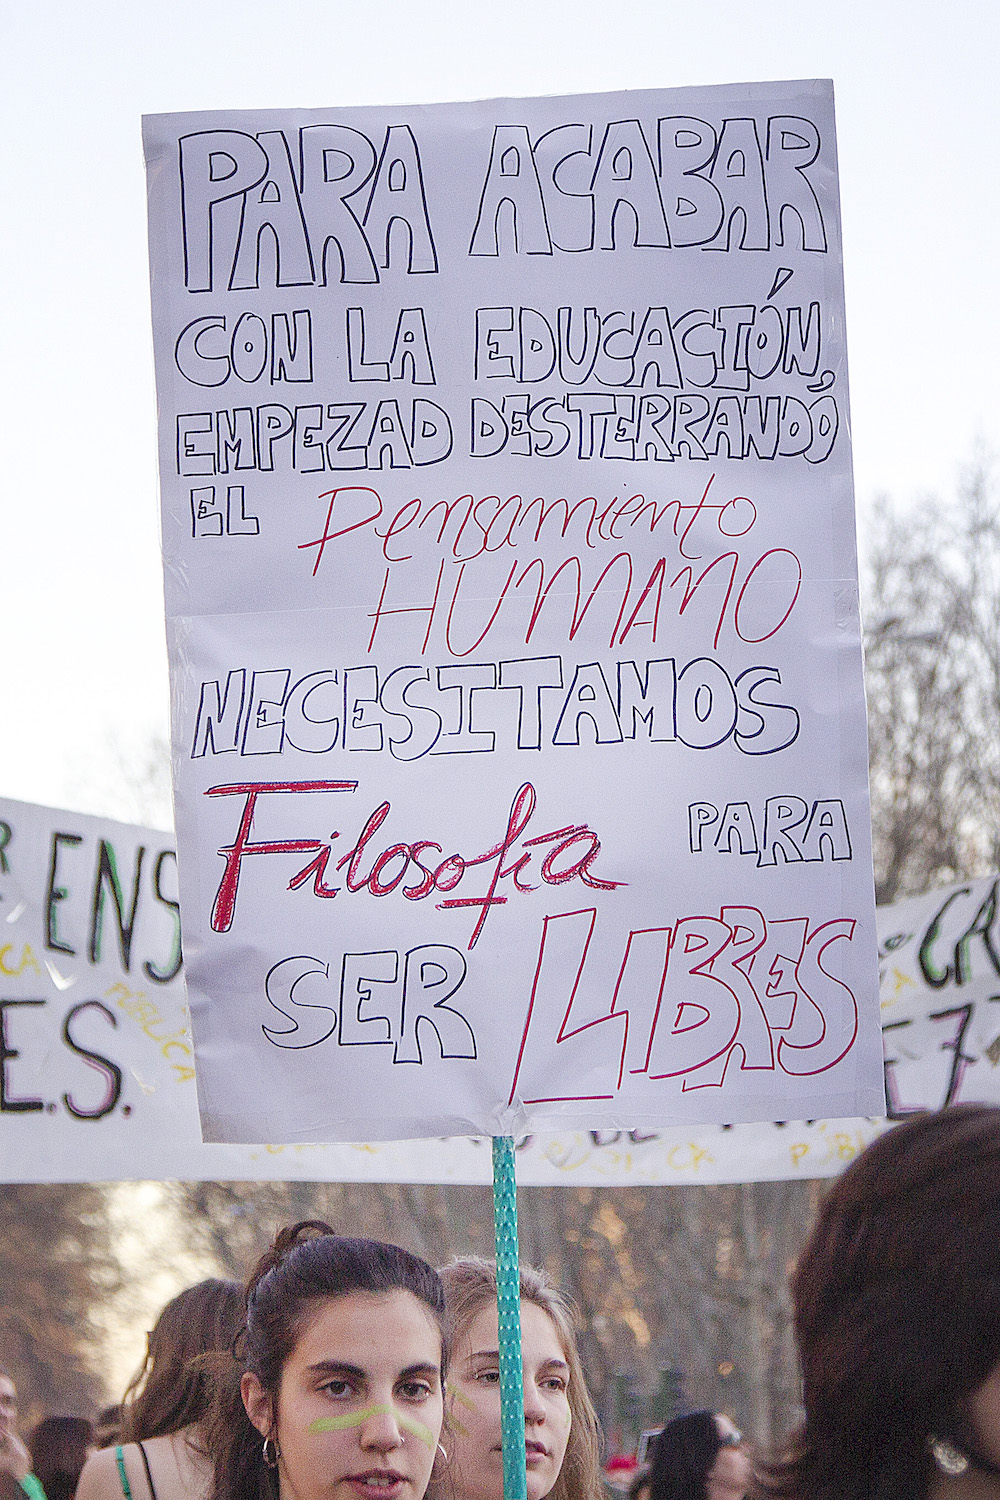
left=523, top=1380, right=547, bottom=1427
left=360, top=1407, right=405, bottom=1454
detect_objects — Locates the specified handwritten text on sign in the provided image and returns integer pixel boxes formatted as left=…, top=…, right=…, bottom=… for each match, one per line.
left=144, top=81, right=883, bottom=1142
left=4, top=821, right=998, bottom=1183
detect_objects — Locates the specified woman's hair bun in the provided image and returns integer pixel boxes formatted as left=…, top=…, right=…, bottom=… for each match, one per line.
left=273, top=1220, right=337, bottom=1255
left=248, top=1220, right=338, bottom=1302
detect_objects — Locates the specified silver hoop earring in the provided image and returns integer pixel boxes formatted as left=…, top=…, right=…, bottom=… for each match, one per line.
left=262, top=1436, right=281, bottom=1469
left=436, top=1443, right=449, bottom=1463
left=929, top=1437, right=970, bottom=1476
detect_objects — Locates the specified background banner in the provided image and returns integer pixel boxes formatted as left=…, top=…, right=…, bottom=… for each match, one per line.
left=3, top=798, right=996, bottom=1182
left=144, top=79, right=883, bottom=1143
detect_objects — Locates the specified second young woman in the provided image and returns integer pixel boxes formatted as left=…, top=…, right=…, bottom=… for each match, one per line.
left=432, top=1257, right=603, bottom=1500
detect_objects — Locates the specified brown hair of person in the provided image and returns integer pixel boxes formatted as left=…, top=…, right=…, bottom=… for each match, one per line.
left=757, top=1105, right=1000, bottom=1500
left=206, top=1221, right=447, bottom=1500
left=119, top=1277, right=243, bottom=1442
left=435, top=1257, right=604, bottom=1500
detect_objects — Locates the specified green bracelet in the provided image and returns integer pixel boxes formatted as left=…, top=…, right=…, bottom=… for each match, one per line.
left=19, top=1475, right=46, bottom=1500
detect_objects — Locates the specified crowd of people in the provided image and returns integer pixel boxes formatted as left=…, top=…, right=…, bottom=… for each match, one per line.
left=1, top=1105, right=998, bottom=1500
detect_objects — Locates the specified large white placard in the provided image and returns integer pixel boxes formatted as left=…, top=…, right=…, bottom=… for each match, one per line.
left=143, top=81, right=883, bottom=1143
left=1, top=799, right=995, bottom=1180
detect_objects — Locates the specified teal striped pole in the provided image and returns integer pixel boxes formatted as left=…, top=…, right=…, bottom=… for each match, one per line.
left=492, top=1135, right=527, bottom=1500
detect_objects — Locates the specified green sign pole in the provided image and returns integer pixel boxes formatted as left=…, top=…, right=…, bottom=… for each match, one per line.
left=492, top=1134, right=527, bottom=1500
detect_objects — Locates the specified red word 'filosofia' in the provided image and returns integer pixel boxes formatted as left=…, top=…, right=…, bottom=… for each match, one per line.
left=207, top=779, right=623, bottom=949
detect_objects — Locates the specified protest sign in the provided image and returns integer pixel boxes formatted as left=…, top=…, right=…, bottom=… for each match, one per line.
left=143, top=79, right=883, bottom=1146
left=0, top=795, right=188, bottom=1181
left=877, top=877, right=1000, bottom=1118
left=1, top=796, right=995, bottom=1181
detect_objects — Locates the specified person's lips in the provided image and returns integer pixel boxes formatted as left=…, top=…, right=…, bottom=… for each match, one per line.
left=346, top=1470, right=408, bottom=1499
left=490, top=1441, right=551, bottom=1463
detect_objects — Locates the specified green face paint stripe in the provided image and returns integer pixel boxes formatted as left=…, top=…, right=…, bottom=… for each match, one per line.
left=308, top=1411, right=373, bottom=1432
left=394, top=1415, right=436, bottom=1451
left=446, top=1383, right=479, bottom=1414
left=308, top=1406, right=436, bottom=1450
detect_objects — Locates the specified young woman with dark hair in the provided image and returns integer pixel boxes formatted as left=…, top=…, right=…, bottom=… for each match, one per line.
left=207, top=1220, right=447, bottom=1500
left=77, top=1277, right=243, bottom=1500
left=645, top=1412, right=749, bottom=1500
left=430, top=1257, right=604, bottom=1500
left=758, top=1104, right=1000, bottom=1500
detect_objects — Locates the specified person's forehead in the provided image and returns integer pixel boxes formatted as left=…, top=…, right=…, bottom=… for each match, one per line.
left=289, top=1288, right=441, bottom=1370
left=519, top=1302, right=566, bottom=1361
left=458, top=1300, right=499, bottom=1351
left=459, top=1299, right=566, bottom=1364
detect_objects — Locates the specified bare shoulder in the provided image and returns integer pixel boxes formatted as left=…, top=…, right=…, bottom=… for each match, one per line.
left=76, top=1444, right=127, bottom=1500
left=77, top=1430, right=211, bottom=1500
left=144, top=1429, right=213, bottom=1500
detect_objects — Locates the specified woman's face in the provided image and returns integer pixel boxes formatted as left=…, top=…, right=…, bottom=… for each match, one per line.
left=243, top=1289, right=444, bottom=1500
left=705, top=1416, right=750, bottom=1500
left=445, top=1299, right=572, bottom=1500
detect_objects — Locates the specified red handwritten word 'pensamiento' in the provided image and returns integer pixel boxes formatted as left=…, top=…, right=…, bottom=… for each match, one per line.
left=206, top=780, right=624, bottom=949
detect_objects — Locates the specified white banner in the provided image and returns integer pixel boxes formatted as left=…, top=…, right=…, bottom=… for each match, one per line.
left=1, top=798, right=997, bottom=1181
left=143, top=80, right=883, bottom=1144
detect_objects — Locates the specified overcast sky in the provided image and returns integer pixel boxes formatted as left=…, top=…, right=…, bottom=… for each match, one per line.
left=1, top=0, right=996, bottom=824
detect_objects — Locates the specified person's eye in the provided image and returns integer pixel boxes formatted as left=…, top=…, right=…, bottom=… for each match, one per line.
left=398, top=1380, right=433, bottom=1402
left=476, top=1368, right=501, bottom=1385
left=542, top=1376, right=567, bottom=1392
left=320, top=1378, right=354, bottom=1399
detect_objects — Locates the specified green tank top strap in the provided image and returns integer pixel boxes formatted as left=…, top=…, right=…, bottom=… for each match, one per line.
left=18, top=1476, right=47, bottom=1500
left=115, top=1445, right=134, bottom=1500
